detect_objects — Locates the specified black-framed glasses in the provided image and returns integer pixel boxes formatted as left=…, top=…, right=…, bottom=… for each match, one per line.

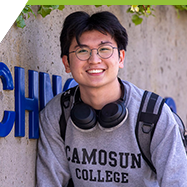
left=69, top=45, right=118, bottom=61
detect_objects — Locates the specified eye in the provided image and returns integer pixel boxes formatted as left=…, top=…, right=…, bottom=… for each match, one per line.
left=99, top=46, right=111, bottom=53
left=77, top=48, right=89, bottom=54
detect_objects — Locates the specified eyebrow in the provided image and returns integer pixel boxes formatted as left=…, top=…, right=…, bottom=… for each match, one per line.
left=74, top=41, right=113, bottom=49
left=100, top=41, right=113, bottom=45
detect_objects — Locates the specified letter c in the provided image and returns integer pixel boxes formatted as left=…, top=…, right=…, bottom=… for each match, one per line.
left=0, top=62, right=15, bottom=137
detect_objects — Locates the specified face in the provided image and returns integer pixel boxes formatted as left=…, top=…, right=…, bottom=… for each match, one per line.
left=62, top=30, right=125, bottom=90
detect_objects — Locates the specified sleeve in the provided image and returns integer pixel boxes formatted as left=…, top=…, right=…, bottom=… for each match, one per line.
left=35, top=96, right=71, bottom=187
left=151, top=103, right=187, bottom=187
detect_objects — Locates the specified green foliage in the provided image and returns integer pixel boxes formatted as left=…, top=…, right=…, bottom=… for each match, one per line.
left=127, top=5, right=187, bottom=26
left=15, top=5, right=187, bottom=28
left=38, top=5, right=65, bottom=17
left=127, top=5, right=155, bottom=26
left=16, top=5, right=65, bottom=28
left=95, top=5, right=111, bottom=7
left=174, top=5, right=187, bottom=11
left=174, top=5, right=187, bottom=17
left=16, top=5, right=36, bottom=28
left=131, top=15, right=143, bottom=25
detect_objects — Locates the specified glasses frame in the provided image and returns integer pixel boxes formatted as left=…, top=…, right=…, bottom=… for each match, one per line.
left=69, top=45, right=118, bottom=61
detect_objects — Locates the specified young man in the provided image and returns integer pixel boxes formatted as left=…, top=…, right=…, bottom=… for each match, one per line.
left=36, top=11, right=187, bottom=187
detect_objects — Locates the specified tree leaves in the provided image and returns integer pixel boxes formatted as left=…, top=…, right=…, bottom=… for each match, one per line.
left=127, top=5, right=155, bottom=26
left=16, top=5, right=36, bottom=28
left=16, top=14, right=26, bottom=28
left=38, top=5, right=65, bottom=18
left=16, top=5, right=65, bottom=28
left=15, top=5, right=187, bottom=28
left=174, top=5, right=187, bottom=18
left=132, top=15, right=143, bottom=25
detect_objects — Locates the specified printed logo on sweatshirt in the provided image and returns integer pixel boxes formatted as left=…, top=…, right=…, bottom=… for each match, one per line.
left=66, top=146, right=142, bottom=184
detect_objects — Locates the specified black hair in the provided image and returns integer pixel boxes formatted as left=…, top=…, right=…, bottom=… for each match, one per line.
left=60, top=11, right=128, bottom=58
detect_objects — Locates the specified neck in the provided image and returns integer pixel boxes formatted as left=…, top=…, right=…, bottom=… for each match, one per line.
left=79, top=79, right=122, bottom=110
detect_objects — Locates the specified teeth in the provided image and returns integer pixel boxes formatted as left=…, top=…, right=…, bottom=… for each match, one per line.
left=88, top=69, right=103, bottom=73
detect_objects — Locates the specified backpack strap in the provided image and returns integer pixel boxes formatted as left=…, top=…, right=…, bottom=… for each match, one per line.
left=135, top=90, right=165, bottom=173
left=59, top=86, right=78, bottom=141
left=59, top=86, right=78, bottom=187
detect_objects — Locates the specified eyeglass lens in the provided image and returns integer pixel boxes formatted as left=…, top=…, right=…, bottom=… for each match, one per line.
left=76, top=45, right=114, bottom=61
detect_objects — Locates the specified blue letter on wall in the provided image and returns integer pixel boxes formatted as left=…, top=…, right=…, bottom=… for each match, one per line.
left=39, top=72, right=62, bottom=111
left=0, top=62, right=15, bottom=137
left=52, top=75, right=62, bottom=97
left=15, top=67, right=39, bottom=139
left=39, top=72, right=54, bottom=111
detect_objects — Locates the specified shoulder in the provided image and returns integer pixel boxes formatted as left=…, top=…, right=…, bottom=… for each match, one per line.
left=157, top=102, right=177, bottom=130
left=39, top=92, right=63, bottom=123
left=121, top=80, right=144, bottom=109
left=151, top=100, right=181, bottom=151
left=40, top=86, right=78, bottom=120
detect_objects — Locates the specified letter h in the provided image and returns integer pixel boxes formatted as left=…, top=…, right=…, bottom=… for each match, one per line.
left=15, top=67, right=39, bottom=139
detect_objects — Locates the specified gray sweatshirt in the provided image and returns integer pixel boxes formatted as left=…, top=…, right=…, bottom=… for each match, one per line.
left=36, top=80, right=187, bottom=187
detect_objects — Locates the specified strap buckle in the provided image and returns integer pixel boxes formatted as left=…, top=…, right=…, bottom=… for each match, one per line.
left=142, top=123, right=154, bottom=134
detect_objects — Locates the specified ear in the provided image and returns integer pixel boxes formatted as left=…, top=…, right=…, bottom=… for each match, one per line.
left=62, top=55, right=71, bottom=73
left=119, top=50, right=125, bottom=69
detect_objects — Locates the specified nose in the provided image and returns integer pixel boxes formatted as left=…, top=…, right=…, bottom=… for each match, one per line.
left=88, top=49, right=101, bottom=63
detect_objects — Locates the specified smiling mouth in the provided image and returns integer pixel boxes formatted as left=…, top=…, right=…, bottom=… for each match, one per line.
left=87, top=69, right=104, bottom=74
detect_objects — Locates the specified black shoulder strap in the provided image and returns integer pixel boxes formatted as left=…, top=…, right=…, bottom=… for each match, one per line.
left=59, top=86, right=78, bottom=187
left=59, top=86, right=77, bottom=141
left=135, top=90, right=165, bottom=173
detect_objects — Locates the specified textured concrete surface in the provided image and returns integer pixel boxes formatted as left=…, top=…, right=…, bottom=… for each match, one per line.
left=0, top=5, right=187, bottom=187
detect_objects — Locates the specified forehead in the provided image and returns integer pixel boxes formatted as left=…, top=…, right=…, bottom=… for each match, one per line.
left=70, top=30, right=117, bottom=49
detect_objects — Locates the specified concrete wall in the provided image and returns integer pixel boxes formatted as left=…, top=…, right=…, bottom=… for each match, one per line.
left=0, top=5, right=187, bottom=187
